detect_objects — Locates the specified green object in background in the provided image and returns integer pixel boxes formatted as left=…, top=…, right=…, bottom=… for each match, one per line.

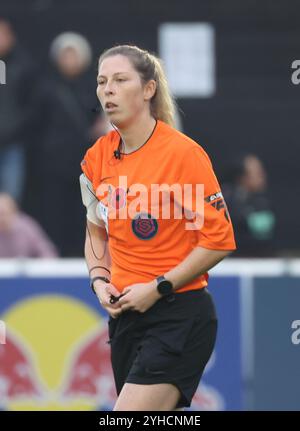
left=247, top=211, right=275, bottom=239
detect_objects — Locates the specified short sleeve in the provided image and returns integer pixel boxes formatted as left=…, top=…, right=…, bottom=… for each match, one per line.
left=80, top=137, right=103, bottom=182
left=177, top=145, right=236, bottom=251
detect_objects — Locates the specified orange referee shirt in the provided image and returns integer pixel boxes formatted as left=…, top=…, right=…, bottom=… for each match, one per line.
left=81, top=119, right=236, bottom=294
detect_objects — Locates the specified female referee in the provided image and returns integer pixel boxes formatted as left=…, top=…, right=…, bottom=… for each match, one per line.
left=80, top=45, right=236, bottom=411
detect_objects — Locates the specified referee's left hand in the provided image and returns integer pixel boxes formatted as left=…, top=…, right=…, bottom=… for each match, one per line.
left=117, top=281, right=161, bottom=313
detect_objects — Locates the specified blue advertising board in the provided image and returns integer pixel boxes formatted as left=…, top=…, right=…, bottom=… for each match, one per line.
left=0, top=276, right=242, bottom=411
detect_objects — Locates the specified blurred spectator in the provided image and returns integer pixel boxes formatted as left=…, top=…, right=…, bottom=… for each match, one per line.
left=222, top=154, right=276, bottom=257
left=0, top=18, right=37, bottom=203
left=28, top=32, right=97, bottom=256
left=0, top=193, right=58, bottom=258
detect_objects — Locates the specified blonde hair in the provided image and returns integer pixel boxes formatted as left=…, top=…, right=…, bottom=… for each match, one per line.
left=98, top=45, right=176, bottom=127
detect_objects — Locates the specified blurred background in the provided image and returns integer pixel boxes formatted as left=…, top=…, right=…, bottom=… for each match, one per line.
left=0, top=0, right=299, bottom=411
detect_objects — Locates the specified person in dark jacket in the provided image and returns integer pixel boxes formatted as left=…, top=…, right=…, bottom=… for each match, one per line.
left=0, top=18, right=37, bottom=203
left=222, top=154, right=276, bottom=257
left=30, top=32, right=97, bottom=256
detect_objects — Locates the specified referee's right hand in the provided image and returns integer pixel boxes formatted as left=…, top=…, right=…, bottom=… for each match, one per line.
left=93, top=280, right=124, bottom=319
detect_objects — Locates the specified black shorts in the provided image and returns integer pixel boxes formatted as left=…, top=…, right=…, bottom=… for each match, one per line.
left=107, top=287, right=217, bottom=409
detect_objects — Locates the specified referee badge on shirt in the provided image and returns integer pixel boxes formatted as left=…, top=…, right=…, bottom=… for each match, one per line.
left=96, top=200, right=109, bottom=233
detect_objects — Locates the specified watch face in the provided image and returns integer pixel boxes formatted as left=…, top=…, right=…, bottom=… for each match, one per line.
left=157, top=280, right=173, bottom=295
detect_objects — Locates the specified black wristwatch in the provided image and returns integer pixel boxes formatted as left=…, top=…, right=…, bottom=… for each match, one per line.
left=156, top=275, right=174, bottom=296
left=90, top=276, right=110, bottom=294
